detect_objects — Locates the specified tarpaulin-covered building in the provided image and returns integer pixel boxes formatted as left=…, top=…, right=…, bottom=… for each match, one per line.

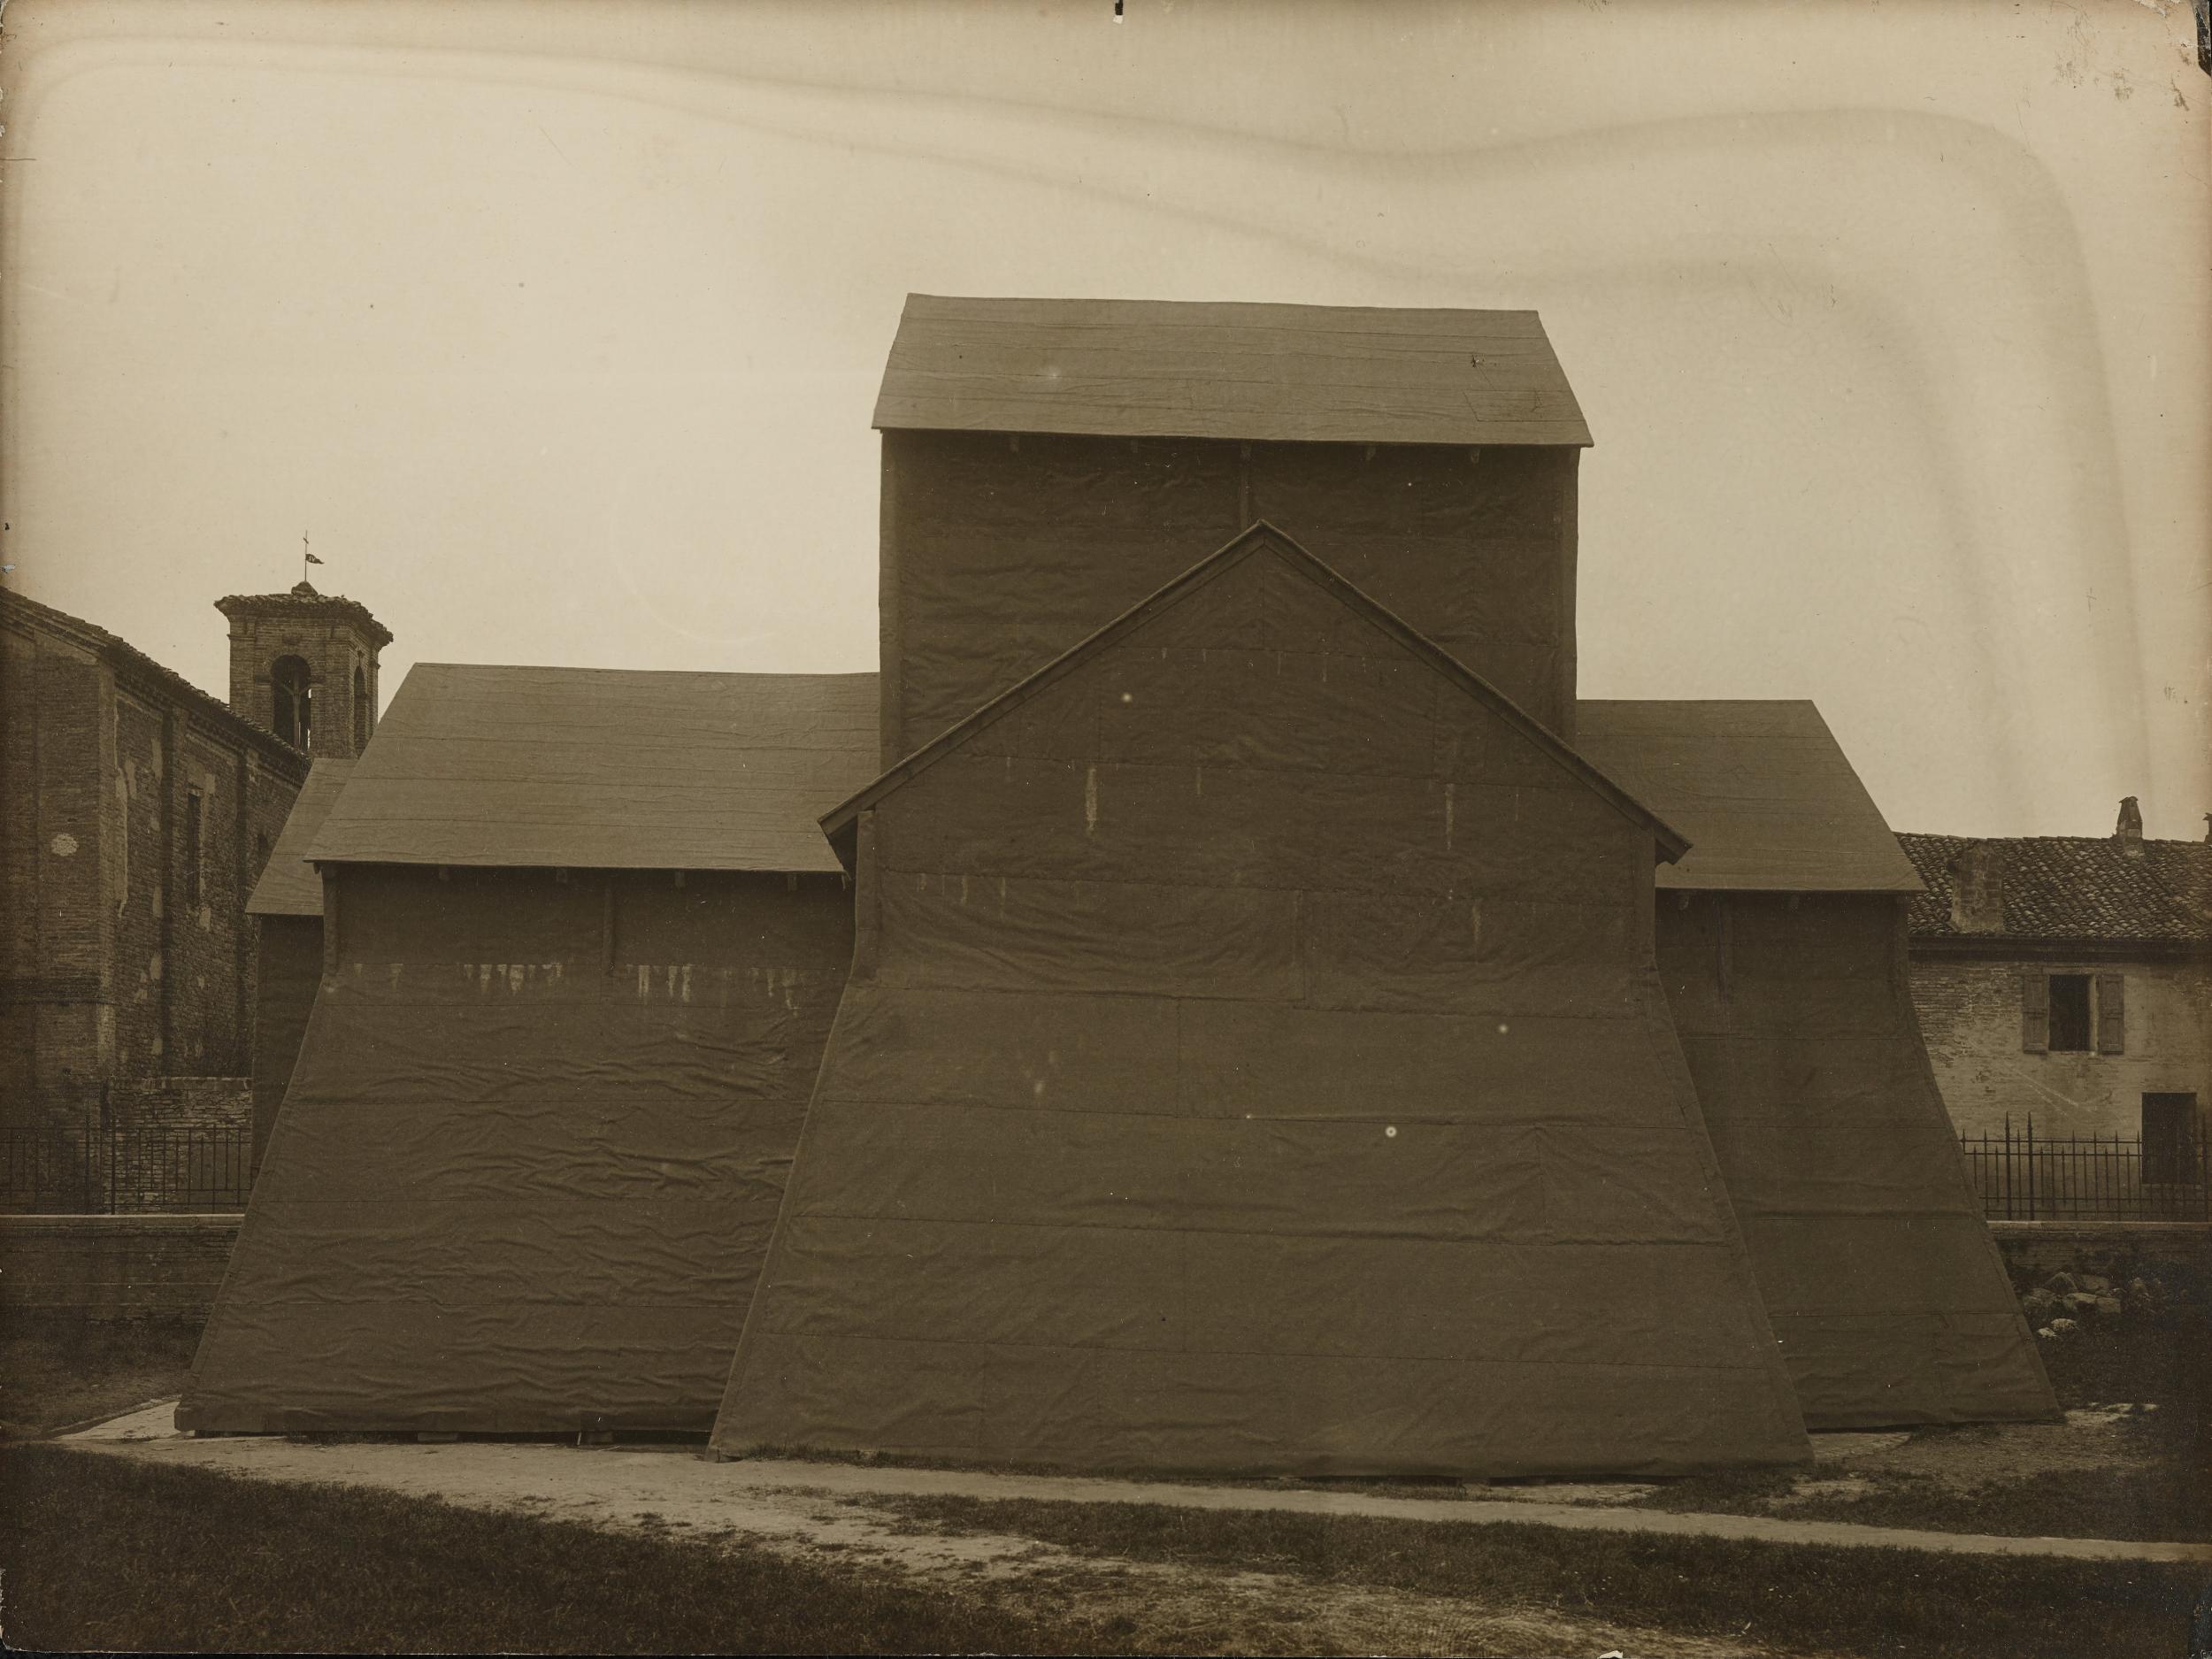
left=708, top=296, right=2047, bottom=1472
left=189, top=295, right=2050, bottom=1463
left=180, top=665, right=876, bottom=1432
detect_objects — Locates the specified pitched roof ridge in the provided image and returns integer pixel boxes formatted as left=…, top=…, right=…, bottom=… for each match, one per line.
left=821, top=521, right=1689, bottom=860
left=875, top=294, right=1592, bottom=447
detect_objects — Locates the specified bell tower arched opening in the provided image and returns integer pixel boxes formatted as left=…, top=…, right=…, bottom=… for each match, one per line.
left=272, top=656, right=314, bottom=750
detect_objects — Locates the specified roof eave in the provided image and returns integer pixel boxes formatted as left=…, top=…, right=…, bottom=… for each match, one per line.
left=871, top=415, right=1594, bottom=449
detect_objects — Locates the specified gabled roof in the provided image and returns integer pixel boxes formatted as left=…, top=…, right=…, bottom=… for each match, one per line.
left=1897, top=832, right=2212, bottom=946
left=247, top=757, right=356, bottom=917
left=1577, top=700, right=1922, bottom=893
left=823, top=522, right=1686, bottom=861
left=307, top=664, right=879, bottom=872
left=873, top=295, right=1593, bottom=448
left=1, top=588, right=307, bottom=776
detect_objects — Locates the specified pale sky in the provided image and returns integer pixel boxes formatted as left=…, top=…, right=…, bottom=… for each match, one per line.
left=4, top=0, right=2207, bottom=838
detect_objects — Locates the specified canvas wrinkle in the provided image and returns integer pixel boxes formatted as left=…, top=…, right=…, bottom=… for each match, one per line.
left=728, top=1335, right=1803, bottom=1479
left=757, top=1212, right=1778, bottom=1371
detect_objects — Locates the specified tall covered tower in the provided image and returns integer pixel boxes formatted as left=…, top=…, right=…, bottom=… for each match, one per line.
left=215, top=582, right=391, bottom=757
left=871, top=296, right=1592, bottom=766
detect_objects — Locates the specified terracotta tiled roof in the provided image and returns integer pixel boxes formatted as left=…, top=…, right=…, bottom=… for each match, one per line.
left=1896, top=832, right=2212, bottom=945
left=215, top=581, right=392, bottom=648
left=2, top=586, right=308, bottom=773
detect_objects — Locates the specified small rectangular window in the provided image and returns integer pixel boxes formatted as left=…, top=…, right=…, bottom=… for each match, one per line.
left=2047, top=973, right=2092, bottom=1052
left=2143, top=1094, right=2200, bottom=1186
left=184, top=787, right=204, bottom=908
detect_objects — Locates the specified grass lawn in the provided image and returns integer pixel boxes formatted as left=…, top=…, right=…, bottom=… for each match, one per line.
left=0, top=1321, right=201, bottom=1440
left=0, top=1443, right=1088, bottom=1655
left=862, top=1492, right=2211, bottom=1659
left=1632, top=1312, right=2211, bottom=1544
left=1635, top=1420, right=2210, bottom=1544
left=1779, top=1458, right=2210, bottom=1543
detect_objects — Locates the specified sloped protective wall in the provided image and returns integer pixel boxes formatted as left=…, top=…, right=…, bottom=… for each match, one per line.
left=716, top=541, right=1808, bottom=1476
left=180, top=866, right=851, bottom=1432
left=883, top=432, right=1575, bottom=763
left=1657, top=893, right=2056, bottom=1427
left=250, top=916, right=321, bottom=1177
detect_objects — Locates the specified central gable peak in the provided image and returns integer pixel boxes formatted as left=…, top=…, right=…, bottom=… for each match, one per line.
left=824, top=523, right=1686, bottom=864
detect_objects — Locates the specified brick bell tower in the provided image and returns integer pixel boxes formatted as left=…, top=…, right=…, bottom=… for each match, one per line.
left=215, top=581, right=392, bottom=757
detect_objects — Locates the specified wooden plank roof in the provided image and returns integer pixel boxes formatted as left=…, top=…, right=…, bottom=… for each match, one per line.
left=873, top=295, right=1592, bottom=447
left=306, top=664, right=879, bottom=872
left=1576, top=700, right=1923, bottom=893
left=246, top=757, right=356, bottom=917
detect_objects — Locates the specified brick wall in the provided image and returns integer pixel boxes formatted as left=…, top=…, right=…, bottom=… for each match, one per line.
left=165, top=726, right=284, bottom=1075
left=224, top=611, right=380, bottom=760
left=1, top=622, right=116, bottom=1123
left=112, top=687, right=168, bottom=1084
left=0, top=1213, right=239, bottom=1321
left=2, top=603, right=304, bottom=1132
left=1909, top=952, right=2212, bottom=1139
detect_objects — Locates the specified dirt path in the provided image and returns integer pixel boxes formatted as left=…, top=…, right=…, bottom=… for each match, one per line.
left=65, top=1402, right=1779, bottom=1658
left=70, top=1401, right=2212, bottom=1572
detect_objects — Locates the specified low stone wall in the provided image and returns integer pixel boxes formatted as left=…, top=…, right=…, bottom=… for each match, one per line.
left=1987, top=1221, right=2211, bottom=1301
left=0, top=1214, right=239, bottom=1323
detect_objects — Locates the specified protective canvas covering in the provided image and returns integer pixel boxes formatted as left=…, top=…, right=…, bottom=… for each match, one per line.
left=711, top=527, right=1811, bottom=1475
left=1577, top=701, right=1923, bottom=894
left=244, top=757, right=355, bottom=1171
left=248, top=916, right=321, bottom=1178
left=1584, top=703, right=2055, bottom=1427
left=308, top=664, right=877, bottom=872
left=884, top=431, right=1580, bottom=764
left=180, top=668, right=877, bottom=1433
left=246, top=757, right=357, bottom=918
left=182, top=869, right=851, bottom=1432
left=874, top=296, right=1594, bottom=446
left=877, top=295, right=1589, bottom=766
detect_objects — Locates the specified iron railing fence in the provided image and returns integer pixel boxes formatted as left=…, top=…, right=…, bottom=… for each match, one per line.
left=1958, top=1112, right=2210, bottom=1223
left=0, top=1124, right=252, bottom=1214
